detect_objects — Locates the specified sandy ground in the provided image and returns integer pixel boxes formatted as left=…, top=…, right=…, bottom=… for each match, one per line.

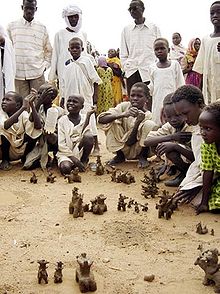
left=0, top=129, right=220, bottom=294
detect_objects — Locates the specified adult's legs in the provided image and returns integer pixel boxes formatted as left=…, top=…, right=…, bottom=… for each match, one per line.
left=30, top=75, right=45, bottom=92
left=15, top=79, right=30, bottom=98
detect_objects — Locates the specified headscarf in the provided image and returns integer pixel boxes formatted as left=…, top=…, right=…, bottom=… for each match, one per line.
left=0, top=25, right=7, bottom=38
left=62, top=4, right=82, bottom=33
left=98, top=56, right=108, bottom=68
left=185, top=38, right=201, bottom=63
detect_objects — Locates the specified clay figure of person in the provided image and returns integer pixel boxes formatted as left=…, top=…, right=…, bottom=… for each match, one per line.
left=7, top=0, right=52, bottom=97
left=120, top=0, right=161, bottom=96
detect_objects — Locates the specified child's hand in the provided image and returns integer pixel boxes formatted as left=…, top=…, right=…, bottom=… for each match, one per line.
left=136, top=110, right=145, bottom=122
left=22, top=96, right=30, bottom=110
left=171, top=132, right=192, bottom=143
left=28, top=93, right=38, bottom=108
left=124, top=107, right=139, bottom=118
left=156, top=142, right=177, bottom=156
left=87, top=106, right=97, bottom=117
left=60, top=97, right=65, bottom=109
left=217, top=42, right=220, bottom=52
left=196, top=203, right=209, bottom=215
left=173, top=186, right=202, bottom=204
left=69, top=156, right=86, bottom=172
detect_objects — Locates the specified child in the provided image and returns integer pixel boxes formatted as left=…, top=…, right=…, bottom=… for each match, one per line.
left=144, top=93, right=193, bottom=187
left=107, top=48, right=123, bottom=106
left=98, top=82, right=158, bottom=168
left=181, top=38, right=202, bottom=88
left=196, top=102, right=220, bottom=214
left=61, top=37, right=102, bottom=155
left=193, top=1, right=220, bottom=104
left=149, top=38, right=185, bottom=125
left=0, top=91, right=42, bottom=170
left=171, top=85, right=205, bottom=204
left=57, top=94, right=95, bottom=175
left=170, top=32, right=186, bottom=64
left=96, top=56, right=114, bottom=114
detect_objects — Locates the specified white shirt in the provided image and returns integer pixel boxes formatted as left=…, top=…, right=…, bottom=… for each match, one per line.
left=120, top=21, right=161, bottom=81
left=7, top=18, right=52, bottom=80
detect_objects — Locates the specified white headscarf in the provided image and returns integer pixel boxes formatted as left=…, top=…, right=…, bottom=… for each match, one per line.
left=62, top=4, right=82, bottom=33
left=0, top=25, right=7, bottom=38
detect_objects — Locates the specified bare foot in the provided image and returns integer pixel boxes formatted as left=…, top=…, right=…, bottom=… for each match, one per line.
left=137, top=157, right=150, bottom=169
left=0, top=160, right=12, bottom=171
left=196, top=204, right=209, bottom=215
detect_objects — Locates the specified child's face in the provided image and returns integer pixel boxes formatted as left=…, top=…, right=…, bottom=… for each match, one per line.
left=1, top=92, right=19, bottom=114
left=67, top=95, right=84, bottom=113
left=172, top=33, right=181, bottom=46
left=194, top=39, right=201, bottom=52
left=174, top=99, right=202, bottom=126
left=130, top=86, right=147, bottom=109
left=199, top=111, right=220, bottom=144
left=108, top=49, right=116, bottom=58
left=210, top=3, right=220, bottom=26
left=163, top=104, right=185, bottom=129
left=68, top=40, right=83, bottom=60
left=154, top=40, right=169, bottom=61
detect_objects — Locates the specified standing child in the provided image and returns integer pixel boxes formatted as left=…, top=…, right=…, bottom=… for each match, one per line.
left=193, top=1, right=220, bottom=104
left=96, top=56, right=114, bottom=114
left=170, top=32, right=186, bottom=64
left=61, top=37, right=102, bottom=155
left=197, top=102, right=220, bottom=213
left=149, top=38, right=185, bottom=125
left=57, top=95, right=95, bottom=175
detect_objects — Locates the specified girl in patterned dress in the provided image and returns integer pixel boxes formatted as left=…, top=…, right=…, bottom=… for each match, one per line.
left=197, top=102, right=220, bottom=213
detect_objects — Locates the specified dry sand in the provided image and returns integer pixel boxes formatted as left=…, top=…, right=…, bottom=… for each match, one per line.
left=0, top=129, right=219, bottom=294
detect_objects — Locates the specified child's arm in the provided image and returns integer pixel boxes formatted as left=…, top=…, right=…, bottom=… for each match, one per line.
left=156, top=142, right=194, bottom=162
left=29, top=94, right=42, bottom=130
left=92, top=83, right=98, bottom=105
left=98, top=107, right=139, bottom=124
left=196, top=170, right=213, bottom=214
left=81, top=106, right=96, bottom=134
left=126, top=110, right=145, bottom=146
left=4, top=97, right=29, bottom=130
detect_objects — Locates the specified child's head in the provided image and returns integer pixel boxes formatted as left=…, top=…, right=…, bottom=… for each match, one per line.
left=130, top=82, right=149, bottom=110
left=68, top=37, right=83, bottom=60
left=199, top=102, right=220, bottom=144
left=163, top=93, right=185, bottom=129
left=66, top=94, right=84, bottom=114
left=210, top=1, right=220, bottom=26
left=98, top=56, right=108, bottom=68
left=154, top=38, right=169, bottom=61
left=172, top=32, right=182, bottom=46
left=172, top=85, right=205, bottom=126
left=108, top=49, right=117, bottom=58
left=1, top=91, right=23, bottom=115
left=38, top=83, right=58, bottom=106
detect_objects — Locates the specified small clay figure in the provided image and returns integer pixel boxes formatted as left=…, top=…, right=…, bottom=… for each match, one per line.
left=134, top=202, right=140, bottom=213
left=76, top=253, right=97, bottom=293
left=30, top=172, right=38, bottom=184
left=149, top=167, right=159, bottom=183
left=117, top=194, right=128, bottom=211
left=211, top=229, right=215, bottom=236
left=141, top=173, right=159, bottom=198
left=37, top=259, right=49, bottom=284
left=141, top=203, right=149, bottom=212
left=116, top=171, right=135, bottom=184
left=196, top=222, right=208, bottom=235
left=155, top=190, right=177, bottom=220
left=90, top=194, right=107, bottom=215
left=194, top=248, right=220, bottom=293
left=95, top=156, right=105, bottom=175
left=69, top=188, right=84, bottom=218
left=46, top=171, right=56, bottom=183
left=64, top=168, right=81, bottom=183
left=127, top=198, right=134, bottom=208
left=54, top=261, right=63, bottom=283
left=110, top=167, right=117, bottom=182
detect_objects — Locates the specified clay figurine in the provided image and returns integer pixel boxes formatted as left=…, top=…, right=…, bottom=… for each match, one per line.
left=194, top=248, right=220, bottom=293
left=116, top=171, right=135, bottom=184
left=30, top=172, right=38, bottom=184
left=141, top=203, right=149, bottom=212
left=69, top=188, right=84, bottom=218
left=110, top=167, right=117, bottom=182
left=76, top=253, right=97, bottom=293
left=46, top=170, right=56, bottom=183
left=134, top=202, right=140, bottom=213
left=127, top=198, right=134, bottom=208
left=155, top=190, right=177, bottom=220
left=211, top=229, right=215, bottom=236
left=141, top=173, right=159, bottom=198
left=37, top=259, right=49, bottom=284
left=149, top=167, right=159, bottom=183
left=95, top=156, right=105, bottom=175
left=90, top=194, right=107, bottom=215
left=117, top=194, right=128, bottom=211
left=54, top=261, right=63, bottom=283
left=196, top=222, right=208, bottom=235
left=64, top=168, right=81, bottom=183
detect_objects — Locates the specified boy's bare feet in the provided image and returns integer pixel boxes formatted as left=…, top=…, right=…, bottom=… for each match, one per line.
left=108, top=151, right=125, bottom=165
left=137, top=157, right=150, bottom=168
left=0, top=160, right=12, bottom=171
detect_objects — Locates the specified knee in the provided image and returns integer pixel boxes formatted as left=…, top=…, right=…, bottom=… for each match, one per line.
left=59, top=161, right=73, bottom=175
left=166, top=150, right=180, bottom=160
left=82, top=133, right=94, bottom=147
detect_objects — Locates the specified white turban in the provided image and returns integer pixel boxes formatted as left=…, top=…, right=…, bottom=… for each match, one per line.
left=0, top=25, right=7, bottom=38
left=62, top=4, right=82, bottom=33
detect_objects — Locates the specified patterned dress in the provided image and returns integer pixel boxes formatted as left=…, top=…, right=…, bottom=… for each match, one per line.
left=201, top=143, right=220, bottom=210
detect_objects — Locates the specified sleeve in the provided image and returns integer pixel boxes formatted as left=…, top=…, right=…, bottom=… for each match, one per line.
left=57, top=118, right=73, bottom=155
left=193, top=38, right=205, bottom=74
left=43, top=27, right=52, bottom=70
left=201, top=143, right=214, bottom=171
left=147, top=122, right=172, bottom=138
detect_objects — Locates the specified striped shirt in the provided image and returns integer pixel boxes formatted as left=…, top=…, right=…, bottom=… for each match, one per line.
left=7, top=18, right=52, bottom=80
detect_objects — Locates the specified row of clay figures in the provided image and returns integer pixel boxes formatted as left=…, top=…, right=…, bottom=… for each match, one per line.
left=69, top=187, right=107, bottom=217
left=37, top=254, right=97, bottom=293
left=117, top=194, right=148, bottom=213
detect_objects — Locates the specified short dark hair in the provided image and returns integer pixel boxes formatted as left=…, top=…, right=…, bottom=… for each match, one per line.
left=172, top=85, right=204, bottom=107
left=23, top=0, right=37, bottom=5
left=203, top=101, right=220, bottom=127
left=130, top=0, right=145, bottom=10
left=131, top=82, right=150, bottom=98
left=7, top=91, right=23, bottom=107
left=69, top=37, right=83, bottom=47
left=154, top=37, right=169, bottom=48
left=172, top=32, right=181, bottom=38
left=163, top=93, right=174, bottom=106
left=211, top=1, right=220, bottom=7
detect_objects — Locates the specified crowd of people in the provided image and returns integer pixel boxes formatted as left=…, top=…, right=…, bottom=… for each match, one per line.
left=0, top=0, right=220, bottom=215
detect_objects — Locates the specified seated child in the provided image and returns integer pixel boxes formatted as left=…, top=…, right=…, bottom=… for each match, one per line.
left=98, top=82, right=158, bottom=168
left=197, top=102, right=220, bottom=214
left=144, top=93, right=193, bottom=187
left=0, top=91, right=42, bottom=170
left=57, top=94, right=95, bottom=175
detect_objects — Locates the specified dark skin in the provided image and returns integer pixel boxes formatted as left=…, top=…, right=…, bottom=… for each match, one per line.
left=210, top=3, right=220, bottom=51
left=196, top=111, right=220, bottom=214
left=172, top=33, right=181, bottom=46
left=172, top=99, right=204, bottom=204
left=128, top=0, right=145, bottom=25
left=182, top=39, right=201, bottom=75
left=154, top=40, right=171, bottom=68
left=107, top=49, right=122, bottom=77
left=66, top=14, right=79, bottom=32
left=22, top=1, right=37, bottom=22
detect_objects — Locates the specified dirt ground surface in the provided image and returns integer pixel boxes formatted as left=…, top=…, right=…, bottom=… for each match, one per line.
left=0, top=129, right=220, bottom=294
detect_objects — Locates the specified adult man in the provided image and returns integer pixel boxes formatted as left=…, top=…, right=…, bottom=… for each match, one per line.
left=7, top=0, right=52, bottom=97
left=120, top=0, right=161, bottom=96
